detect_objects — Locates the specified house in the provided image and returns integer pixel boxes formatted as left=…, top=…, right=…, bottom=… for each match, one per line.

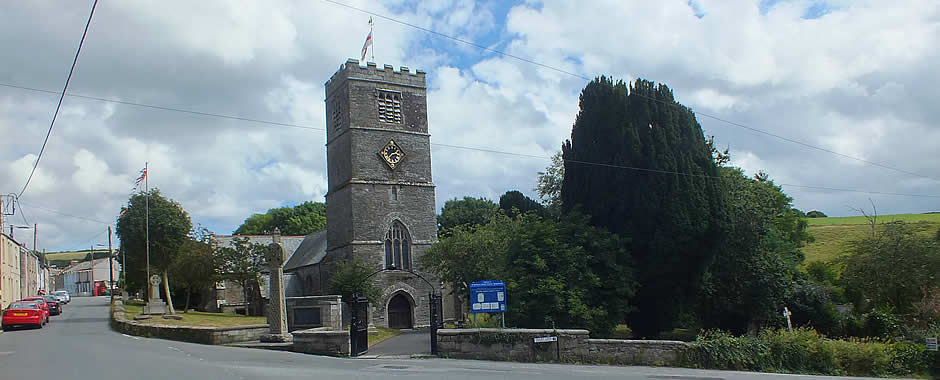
left=56, top=258, right=121, bottom=296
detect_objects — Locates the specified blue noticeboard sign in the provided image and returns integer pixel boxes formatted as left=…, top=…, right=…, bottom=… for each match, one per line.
left=469, top=280, right=507, bottom=314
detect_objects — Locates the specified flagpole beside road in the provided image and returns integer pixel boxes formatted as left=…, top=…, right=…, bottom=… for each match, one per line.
left=145, top=162, right=150, bottom=302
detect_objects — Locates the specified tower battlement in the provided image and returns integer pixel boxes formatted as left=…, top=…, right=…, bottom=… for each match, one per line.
left=325, top=59, right=426, bottom=92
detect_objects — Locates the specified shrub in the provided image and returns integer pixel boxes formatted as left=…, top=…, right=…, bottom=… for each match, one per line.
left=862, top=307, right=901, bottom=338
left=829, top=338, right=892, bottom=376
left=684, top=330, right=768, bottom=371
left=760, top=328, right=837, bottom=375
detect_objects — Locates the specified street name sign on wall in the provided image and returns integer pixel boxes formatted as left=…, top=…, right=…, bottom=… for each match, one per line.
left=534, top=336, right=557, bottom=343
left=469, top=280, right=507, bottom=314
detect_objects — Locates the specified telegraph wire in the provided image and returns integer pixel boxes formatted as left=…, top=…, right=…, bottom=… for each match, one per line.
left=0, top=83, right=323, bottom=132
left=2, top=81, right=936, bottom=199
left=321, top=0, right=939, bottom=183
left=18, top=0, right=99, bottom=198
left=15, top=197, right=31, bottom=226
left=17, top=201, right=112, bottom=225
left=321, top=0, right=587, bottom=81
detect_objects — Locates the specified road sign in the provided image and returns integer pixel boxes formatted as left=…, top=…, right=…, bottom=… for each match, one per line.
left=534, top=336, right=557, bottom=343
left=469, top=280, right=507, bottom=314
left=927, top=337, right=938, bottom=351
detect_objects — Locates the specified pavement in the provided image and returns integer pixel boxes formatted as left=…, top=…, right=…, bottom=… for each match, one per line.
left=0, top=297, right=900, bottom=380
left=363, top=328, right=431, bottom=358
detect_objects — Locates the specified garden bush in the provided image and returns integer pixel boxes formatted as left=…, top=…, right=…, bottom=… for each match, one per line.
left=686, top=328, right=933, bottom=377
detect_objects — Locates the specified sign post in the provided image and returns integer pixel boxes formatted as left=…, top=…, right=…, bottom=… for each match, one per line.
left=469, top=280, right=507, bottom=327
left=783, top=307, right=793, bottom=333
left=927, top=337, right=938, bottom=352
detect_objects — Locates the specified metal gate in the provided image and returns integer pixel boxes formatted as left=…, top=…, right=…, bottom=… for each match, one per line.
left=349, top=295, right=369, bottom=357
left=429, top=292, right=443, bottom=355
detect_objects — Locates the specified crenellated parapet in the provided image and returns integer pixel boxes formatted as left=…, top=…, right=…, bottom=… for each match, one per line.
left=325, top=59, right=426, bottom=94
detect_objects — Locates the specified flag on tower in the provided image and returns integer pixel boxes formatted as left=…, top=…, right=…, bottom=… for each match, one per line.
left=361, top=17, right=374, bottom=61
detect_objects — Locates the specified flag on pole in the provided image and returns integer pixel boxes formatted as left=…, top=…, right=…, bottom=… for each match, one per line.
left=361, top=30, right=373, bottom=61
left=133, top=167, right=147, bottom=191
left=361, top=17, right=374, bottom=61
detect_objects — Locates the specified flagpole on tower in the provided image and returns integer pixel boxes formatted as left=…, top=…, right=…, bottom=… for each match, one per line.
left=370, top=17, right=375, bottom=62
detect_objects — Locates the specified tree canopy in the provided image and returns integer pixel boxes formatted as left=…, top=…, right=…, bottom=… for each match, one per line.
left=422, top=211, right=634, bottom=337
left=234, top=201, right=326, bottom=235
left=498, top=190, right=543, bottom=217
left=436, top=196, right=498, bottom=234
left=116, top=189, right=192, bottom=294
left=561, top=77, right=726, bottom=337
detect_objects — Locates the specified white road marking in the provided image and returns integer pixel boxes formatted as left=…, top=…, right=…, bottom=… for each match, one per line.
left=121, top=334, right=140, bottom=340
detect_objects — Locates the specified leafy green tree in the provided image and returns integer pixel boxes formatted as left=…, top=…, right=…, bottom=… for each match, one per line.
left=806, top=210, right=828, bottom=218
left=498, top=190, right=543, bottom=217
left=116, top=189, right=192, bottom=313
left=423, top=211, right=635, bottom=336
left=535, top=151, right=564, bottom=208
left=234, top=201, right=326, bottom=235
left=328, top=259, right=382, bottom=304
left=170, top=227, right=219, bottom=311
left=422, top=212, right=515, bottom=296
left=436, top=197, right=498, bottom=234
left=504, top=211, right=634, bottom=336
left=561, top=77, right=727, bottom=337
left=213, top=237, right=267, bottom=316
left=841, top=221, right=940, bottom=314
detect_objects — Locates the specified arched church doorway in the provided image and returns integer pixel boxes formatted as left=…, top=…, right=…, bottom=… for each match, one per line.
left=387, top=293, right=413, bottom=329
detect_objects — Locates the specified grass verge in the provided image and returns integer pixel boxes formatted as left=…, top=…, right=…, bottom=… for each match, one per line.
left=123, top=303, right=266, bottom=327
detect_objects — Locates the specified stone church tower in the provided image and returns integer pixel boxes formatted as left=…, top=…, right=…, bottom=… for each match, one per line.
left=323, top=59, right=438, bottom=328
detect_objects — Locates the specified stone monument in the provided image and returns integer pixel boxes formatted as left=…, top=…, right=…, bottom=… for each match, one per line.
left=144, top=274, right=167, bottom=315
left=260, top=229, right=292, bottom=343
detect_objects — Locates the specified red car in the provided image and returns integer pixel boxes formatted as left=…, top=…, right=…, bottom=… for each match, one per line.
left=2, top=301, right=46, bottom=330
left=20, top=297, right=50, bottom=321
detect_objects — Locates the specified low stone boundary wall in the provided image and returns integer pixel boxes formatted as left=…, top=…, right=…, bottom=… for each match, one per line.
left=292, top=327, right=349, bottom=357
left=110, top=300, right=269, bottom=345
left=583, top=339, right=688, bottom=366
left=436, top=328, right=689, bottom=366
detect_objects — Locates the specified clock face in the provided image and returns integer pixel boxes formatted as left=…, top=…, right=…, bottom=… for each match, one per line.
left=379, top=140, right=405, bottom=169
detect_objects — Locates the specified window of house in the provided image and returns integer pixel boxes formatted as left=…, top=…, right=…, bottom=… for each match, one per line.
left=384, top=221, right=411, bottom=270
left=376, top=89, right=402, bottom=124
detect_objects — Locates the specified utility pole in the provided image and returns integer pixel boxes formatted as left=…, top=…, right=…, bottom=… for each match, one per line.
left=90, top=245, right=95, bottom=296
left=108, top=226, right=113, bottom=303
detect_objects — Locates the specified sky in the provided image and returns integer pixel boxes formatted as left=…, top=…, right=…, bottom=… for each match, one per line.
left=1, top=0, right=938, bottom=251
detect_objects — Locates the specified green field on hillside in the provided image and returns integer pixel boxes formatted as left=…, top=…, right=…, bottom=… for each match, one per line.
left=802, top=214, right=940, bottom=264
left=805, top=213, right=940, bottom=226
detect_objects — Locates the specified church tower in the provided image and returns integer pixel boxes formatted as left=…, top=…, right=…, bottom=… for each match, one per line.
left=323, top=59, right=438, bottom=328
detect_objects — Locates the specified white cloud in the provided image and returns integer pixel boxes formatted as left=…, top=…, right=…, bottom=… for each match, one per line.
left=1, top=0, right=939, bottom=251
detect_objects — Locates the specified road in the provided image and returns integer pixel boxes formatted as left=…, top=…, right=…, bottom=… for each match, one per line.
left=0, top=297, right=891, bottom=380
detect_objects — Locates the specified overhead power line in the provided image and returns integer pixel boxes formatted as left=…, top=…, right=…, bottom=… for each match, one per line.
left=322, top=0, right=939, bottom=183
left=2, top=81, right=936, bottom=199
left=17, top=201, right=111, bottom=225
left=18, top=0, right=99, bottom=198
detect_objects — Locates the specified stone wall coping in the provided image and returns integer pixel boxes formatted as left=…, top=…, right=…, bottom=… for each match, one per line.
left=286, top=295, right=341, bottom=301
left=437, top=328, right=590, bottom=335
left=292, top=329, right=349, bottom=337
left=586, top=339, right=689, bottom=346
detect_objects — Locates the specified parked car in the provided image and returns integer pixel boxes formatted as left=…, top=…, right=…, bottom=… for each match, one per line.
left=52, top=291, right=70, bottom=304
left=42, top=295, right=62, bottom=316
left=2, top=301, right=45, bottom=330
left=20, top=297, right=50, bottom=321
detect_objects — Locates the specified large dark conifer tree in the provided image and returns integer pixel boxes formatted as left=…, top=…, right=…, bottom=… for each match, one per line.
left=561, top=77, right=726, bottom=337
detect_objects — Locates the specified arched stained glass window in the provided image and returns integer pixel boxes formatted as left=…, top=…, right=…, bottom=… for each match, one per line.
left=384, top=221, right=411, bottom=270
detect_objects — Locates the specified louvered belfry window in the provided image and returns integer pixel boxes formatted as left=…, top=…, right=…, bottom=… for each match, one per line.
left=376, top=90, right=402, bottom=124
left=384, top=221, right=410, bottom=270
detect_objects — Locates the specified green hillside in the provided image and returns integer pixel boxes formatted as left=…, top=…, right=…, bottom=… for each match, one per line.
left=45, top=250, right=110, bottom=268
left=802, top=213, right=940, bottom=264
left=806, top=213, right=940, bottom=226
